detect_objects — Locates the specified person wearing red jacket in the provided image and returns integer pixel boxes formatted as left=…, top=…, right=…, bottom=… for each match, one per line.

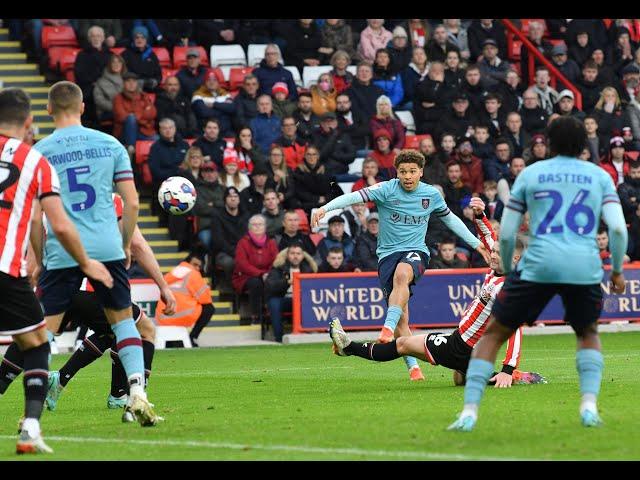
left=600, top=136, right=633, bottom=186
left=368, top=129, right=397, bottom=180
left=113, top=71, right=158, bottom=153
left=369, top=95, right=406, bottom=153
left=232, top=214, right=279, bottom=324
left=453, top=137, right=484, bottom=194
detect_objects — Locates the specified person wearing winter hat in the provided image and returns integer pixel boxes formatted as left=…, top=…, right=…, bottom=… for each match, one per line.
left=121, top=25, right=162, bottom=92
left=388, top=26, right=412, bottom=73
left=271, top=81, right=296, bottom=119
left=367, top=129, right=396, bottom=180
left=601, top=136, right=633, bottom=186
left=220, top=154, right=251, bottom=191
left=526, top=133, right=548, bottom=165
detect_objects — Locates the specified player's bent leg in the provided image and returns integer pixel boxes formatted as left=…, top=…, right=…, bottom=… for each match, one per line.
left=394, top=306, right=424, bottom=380
left=331, top=318, right=406, bottom=362
left=574, top=322, right=604, bottom=427
left=395, top=335, right=430, bottom=362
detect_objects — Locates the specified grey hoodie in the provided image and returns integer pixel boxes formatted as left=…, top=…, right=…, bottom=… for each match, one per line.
left=93, top=68, right=124, bottom=117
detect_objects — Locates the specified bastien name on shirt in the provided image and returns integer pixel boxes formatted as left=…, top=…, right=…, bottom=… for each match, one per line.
left=390, top=212, right=429, bottom=224
left=538, top=173, right=592, bottom=184
left=47, top=147, right=113, bottom=166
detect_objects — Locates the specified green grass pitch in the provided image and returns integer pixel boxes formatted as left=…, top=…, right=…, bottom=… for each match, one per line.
left=0, top=331, right=639, bottom=460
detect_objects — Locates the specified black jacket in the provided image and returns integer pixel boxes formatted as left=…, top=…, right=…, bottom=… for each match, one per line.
left=155, top=91, right=199, bottom=138
left=312, top=128, right=356, bottom=175
left=193, top=135, right=226, bottom=169
left=459, top=79, right=490, bottom=117
left=353, top=231, right=378, bottom=271
left=193, top=19, right=239, bottom=49
left=576, top=77, right=603, bottom=114
left=467, top=20, right=507, bottom=61
left=265, top=163, right=296, bottom=209
left=425, top=39, right=460, bottom=63
left=292, top=162, right=338, bottom=214
left=618, top=176, right=640, bottom=223
left=293, top=110, right=321, bottom=143
left=435, top=108, right=477, bottom=142
left=345, top=80, right=385, bottom=120
left=192, top=179, right=224, bottom=231
left=121, top=46, right=162, bottom=85
left=148, top=136, right=190, bottom=182
left=240, top=183, right=274, bottom=216
left=442, top=180, right=471, bottom=218
left=413, top=77, right=455, bottom=135
left=74, top=46, right=110, bottom=96
left=283, top=22, right=322, bottom=71
left=337, top=109, right=369, bottom=150
left=233, top=89, right=259, bottom=130
left=210, top=207, right=249, bottom=257
left=176, top=65, right=209, bottom=99
left=155, top=19, right=194, bottom=47
left=519, top=105, right=549, bottom=136
left=277, top=231, right=316, bottom=256
left=265, top=259, right=314, bottom=298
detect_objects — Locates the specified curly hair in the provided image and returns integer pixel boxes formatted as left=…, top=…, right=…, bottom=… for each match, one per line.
left=394, top=149, right=425, bottom=169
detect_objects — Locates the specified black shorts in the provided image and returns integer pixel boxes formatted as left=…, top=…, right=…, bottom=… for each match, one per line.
left=37, top=260, right=131, bottom=316
left=492, top=269, right=603, bottom=332
left=423, top=329, right=473, bottom=373
left=0, top=272, right=46, bottom=336
left=58, top=291, right=142, bottom=336
left=378, top=250, right=429, bottom=301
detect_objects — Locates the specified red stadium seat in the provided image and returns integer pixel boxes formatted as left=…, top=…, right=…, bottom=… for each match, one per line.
left=309, top=233, right=324, bottom=246
left=295, top=209, right=310, bottom=234
left=172, top=46, right=209, bottom=69
left=627, top=151, right=640, bottom=161
left=208, top=67, right=228, bottom=89
left=41, top=25, right=79, bottom=49
left=509, top=40, right=522, bottom=61
left=404, top=134, right=431, bottom=149
left=185, top=138, right=197, bottom=146
left=229, top=66, right=254, bottom=91
left=135, top=140, right=154, bottom=165
left=47, top=46, right=67, bottom=70
left=153, top=47, right=172, bottom=68
left=110, top=47, right=125, bottom=56
left=58, top=48, right=81, bottom=74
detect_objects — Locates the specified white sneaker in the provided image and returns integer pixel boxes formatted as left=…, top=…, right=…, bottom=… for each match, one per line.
left=16, top=430, right=53, bottom=454
left=129, top=394, right=163, bottom=427
left=329, top=317, right=351, bottom=356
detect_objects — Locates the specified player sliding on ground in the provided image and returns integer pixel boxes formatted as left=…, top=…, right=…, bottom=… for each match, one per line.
left=329, top=197, right=546, bottom=387
left=312, top=150, right=490, bottom=381
left=448, top=116, right=628, bottom=432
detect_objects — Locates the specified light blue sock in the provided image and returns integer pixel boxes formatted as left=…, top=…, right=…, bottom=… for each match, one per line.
left=403, top=355, right=419, bottom=371
left=576, top=349, right=604, bottom=396
left=111, top=318, right=144, bottom=386
left=463, top=358, right=494, bottom=406
left=383, top=305, right=403, bottom=331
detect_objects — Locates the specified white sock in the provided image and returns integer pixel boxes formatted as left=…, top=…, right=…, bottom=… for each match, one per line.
left=580, top=393, right=598, bottom=414
left=461, top=403, right=478, bottom=419
left=22, top=418, right=40, bottom=438
left=128, top=374, right=146, bottom=399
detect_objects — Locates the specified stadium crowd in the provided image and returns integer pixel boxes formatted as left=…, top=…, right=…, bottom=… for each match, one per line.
left=8, top=18, right=640, bottom=340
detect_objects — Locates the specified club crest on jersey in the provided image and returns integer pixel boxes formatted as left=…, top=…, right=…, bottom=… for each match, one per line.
left=422, top=198, right=430, bottom=209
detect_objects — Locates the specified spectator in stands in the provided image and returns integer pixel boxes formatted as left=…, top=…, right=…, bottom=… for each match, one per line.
left=420, top=136, right=447, bottom=186
left=503, top=112, right=529, bottom=158
left=569, top=29, right=595, bottom=68
left=176, top=48, right=209, bottom=99
left=266, top=146, right=295, bottom=208
left=592, top=87, right=625, bottom=140
left=293, top=92, right=320, bottom=143
left=459, top=65, right=490, bottom=116
left=519, top=87, right=550, bottom=135
left=495, top=69, right=523, bottom=116
left=404, top=19, right=429, bottom=49
left=554, top=89, right=586, bottom=122
left=388, top=27, right=412, bottom=75
left=479, top=93, right=507, bottom=139
left=155, top=76, right=199, bottom=139
left=353, top=212, right=379, bottom=271
left=329, top=50, right=355, bottom=94
left=371, top=48, right=404, bottom=108
left=310, top=73, right=338, bottom=116
left=592, top=48, right=617, bottom=87
left=453, top=138, right=484, bottom=194
left=346, top=62, right=385, bottom=120
left=276, top=210, right=317, bottom=255
left=519, top=21, right=553, bottom=85
left=263, top=189, right=285, bottom=236
left=618, top=64, right=640, bottom=106
left=178, top=145, right=204, bottom=183
left=442, top=161, right=471, bottom=218
left=224, top=127, right=265, bottom=174
left=154, top=253, right=213, bottom=348
left=93, top=54, right=125, bottom=124
left=77, top=19, right=122, bottom=49
left=292, top=145, right=337, bottom=216
left=232, top=214, right=278, bottom=325
left=321, top=20, right=357, bottom=64
left=233, top=74, right=260, bottom=130
left=113, top=71, right=158, bottom=155
left=399, top=47, right=429, bottom=110
left=318, top=216, right=355, bottom=264
left=429, top=236, right=469, bottom=269
left=193, top=161, right=224, bottom=250
left=352, top=158, right=382, bottom=209
left=124, top=19, right=164, bottom=46
left=426, top=24, right=460, bottom=63
left=271, top=82, right=297, bottom=119
left=470, top=124, right=494, bottom=163
left=253, top=44, right=298, bottom=100
left=584, top=117, right=606, bottom=165
left=336, top=93, right=369, bottom=151
left=318, top=246, right=356, bottom=273
left=266, top=243, right=317, bottom=342
left=193, top=119, right=226, bottom=169
left=211, top=186, right=249, bottom=292
left=283, top=19, right=322, bottom=71
left=444, top=49, right=465, bottom=91
left=341, top=200, right=371, bottom=240
left=577, top=60, right=603, bottom=114
left=437, top=132, right=457, bottom=165
left=613, top=29, right=636, bottom=76
left=274, top=116, right=307, bottom=169
left=623, top=126, right=640, bottom=152
left=240, top=164, right=272, bottom=215
left=74, top=25, right=111, bottom=125
left=480, top=180, right=503, bottom=221
left=155, top=19, right=194, bottom=49
left=617, top=160, right=640, bottom=224
left=477, top=39, right=511, bottom=89
left=550, top=43, right=581, bottom=91
left=443, top=19, right=470, bottom=61
left=483, top=137, right=512, bottom=181
left=367, top=129, right=396, bottom=181
left=413, top=61, right=453, bottom=135
left=525, top=133, right=548, bottom=165
left=191, top=70, right=235, bottom=137
left=250, top=94, right=281, bottom=155
left=532, top=66, right=559, bottom=116
left=627, top=93, right=640, bottom=143
left=436, top=92, right=477, bottom=142
left=220, top=155, right=250, bottom=192
left=358, top=19, right=393, bottom=63
left=193, top=19, right=238, bottom=50
left=467, top=19, right=506, bottom=62
left=601, top=136, right=632, bottom=186
left=121, top=25, right=162, bottom=92
left=148, top=118, right=188, bottom=221
left=497, top=156, right=525, bottom=205
left=369, top=95, right=405, bottom=153
left=312, top=112, right=356, bottom=178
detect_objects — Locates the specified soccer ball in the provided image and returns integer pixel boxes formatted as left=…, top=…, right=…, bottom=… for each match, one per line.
left=157, top=176, right=197, bottom=215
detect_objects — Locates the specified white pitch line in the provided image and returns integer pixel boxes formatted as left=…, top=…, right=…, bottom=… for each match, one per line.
left=0, top=435, right=529, bottom=461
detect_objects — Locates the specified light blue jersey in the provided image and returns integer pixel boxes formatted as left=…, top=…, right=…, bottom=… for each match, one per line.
left=359, top=179, right=456, bottom=260
left=36, top=125, right=134, bottom=269
left=506, top=156, right=619, bottom=284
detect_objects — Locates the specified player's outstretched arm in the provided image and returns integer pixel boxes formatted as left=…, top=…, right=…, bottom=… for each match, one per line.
left=116, top=179, right=140, bottom=268
left=39, top=196, right=114, bottom=288
left=602, top=201, right=629, bottom=293
left=498, top=207, right=523, bottom=275
left=311, top=191, right=367, bottom=227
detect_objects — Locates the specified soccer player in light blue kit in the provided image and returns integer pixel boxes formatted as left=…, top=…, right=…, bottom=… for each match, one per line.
left=448, top=116, right=628, bottom=432
left=32, top=81, right=161, bottom=426
left=312, top=150, right=490, bottom=381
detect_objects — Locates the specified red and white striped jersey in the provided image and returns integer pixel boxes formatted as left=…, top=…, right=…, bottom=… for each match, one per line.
left=456, top=214, right=522, bottom=369
left=0, top=136, right=60, bottom=278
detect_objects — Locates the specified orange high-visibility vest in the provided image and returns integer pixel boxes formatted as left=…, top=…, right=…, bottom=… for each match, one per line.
left=156, top=262, right=212, bottom=327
